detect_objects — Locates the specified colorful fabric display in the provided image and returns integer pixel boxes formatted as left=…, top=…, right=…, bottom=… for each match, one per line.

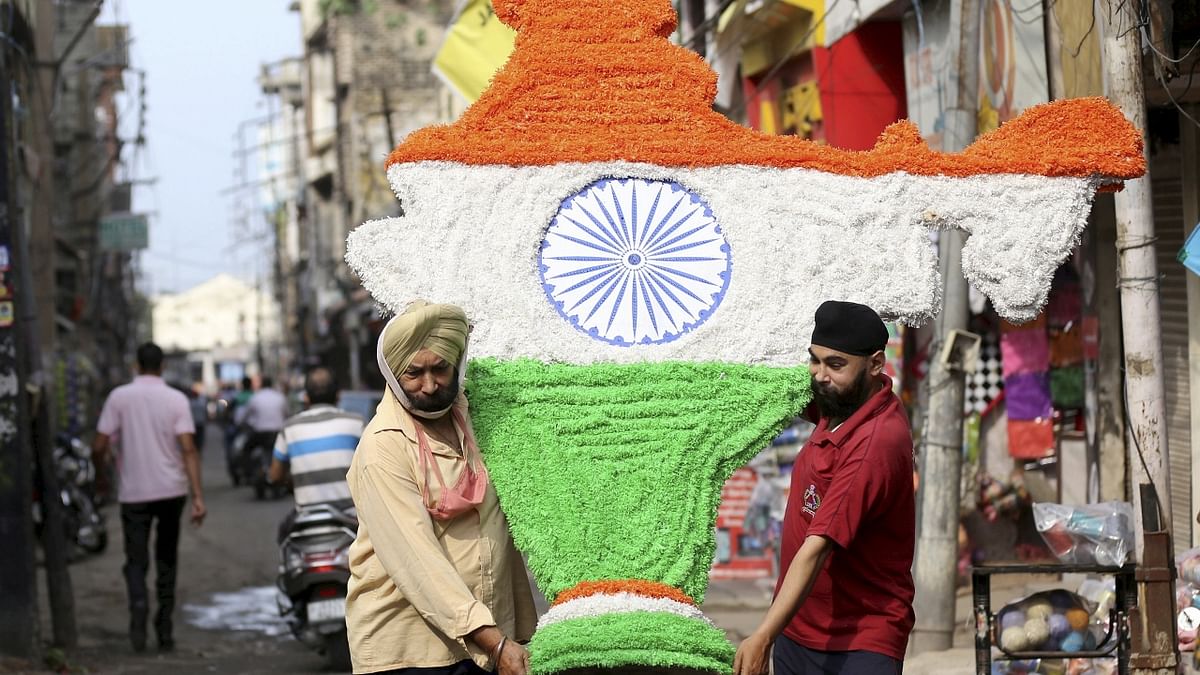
left=1001, top=315, right=1047, bottom=334
left=1049, top=326, right=1084, bottom=368
left=1005, top=372, right=1053, bottom=420
left=1008, top=418, right=1056, bottom=459
left=1001, top=328, right=1051, bottom=377
left=1046, top=280, right=1082, bottom=328
left=1050, top=366, right=1085, bottom=409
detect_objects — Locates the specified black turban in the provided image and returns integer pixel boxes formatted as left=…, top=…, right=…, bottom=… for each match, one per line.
left=810, top=301, right=889, bottom=356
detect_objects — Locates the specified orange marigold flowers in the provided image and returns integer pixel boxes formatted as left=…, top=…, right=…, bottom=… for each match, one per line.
left=551, top=579, right=697, bottom=607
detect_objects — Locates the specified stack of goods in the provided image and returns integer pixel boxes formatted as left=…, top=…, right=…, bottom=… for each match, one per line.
left=1046, top=270, right=1085, bottom=411
left=991, top=583, right=1119, bottom=675
left=1177, top=548, right=1200, bottom=653
left=996, top=591, right=1102, bottom=654
left=1001, top=316, right=1055, bottom=460
left=978, top=472, right=1031, bottom=523
left=1032, top=502, right=1134, bottom=567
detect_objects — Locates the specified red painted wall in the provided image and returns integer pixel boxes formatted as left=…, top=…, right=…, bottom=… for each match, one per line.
left=814, top=21, right=908, bottom=150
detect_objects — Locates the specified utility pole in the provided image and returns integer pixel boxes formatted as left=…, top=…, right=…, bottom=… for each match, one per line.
left=0, top=26, right=39, bottom=662
left=1099, top=0, right=1177, bottom=672
left=1101, top=0, right=1172, bottom=560
left=909, top=0, right=981, bottom=654
left=27, top=0, right=76, bottom=648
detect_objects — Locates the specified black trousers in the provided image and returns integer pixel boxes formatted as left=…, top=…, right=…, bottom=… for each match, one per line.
left=120, top=496, right=186, bottom=637
left=371, top=661, right=490, bottom=675
left=774, top=634, right=903, bottom=675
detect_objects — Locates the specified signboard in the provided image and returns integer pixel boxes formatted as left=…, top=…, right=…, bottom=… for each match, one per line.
left=99, top=213, right=149, bottom=251
left=1179, top=222, right=1200, bottom=277
left=432, top=0, right=516, bottom=103
left=902, top=0, right=1048, bottom=149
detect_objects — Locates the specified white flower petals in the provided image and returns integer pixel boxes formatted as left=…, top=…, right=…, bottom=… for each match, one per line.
left=344, top=161, right=1097, bottom=365
left=537, top=592, right=712, bottom=630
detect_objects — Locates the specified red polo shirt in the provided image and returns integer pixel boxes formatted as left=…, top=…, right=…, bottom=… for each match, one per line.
left=777, top=374, right=916, bottom=660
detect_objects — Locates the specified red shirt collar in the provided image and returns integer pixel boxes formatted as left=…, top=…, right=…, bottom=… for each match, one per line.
left=808, top=374, right=896, bottom=448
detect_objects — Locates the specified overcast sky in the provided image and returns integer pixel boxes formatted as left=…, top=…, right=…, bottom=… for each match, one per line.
left=108, top=1, right=301, bottom=295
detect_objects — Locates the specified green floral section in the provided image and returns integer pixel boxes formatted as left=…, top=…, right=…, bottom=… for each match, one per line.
left=530, top=611, right=735, bottom=674
left=467, top=359, right=810, bottom=604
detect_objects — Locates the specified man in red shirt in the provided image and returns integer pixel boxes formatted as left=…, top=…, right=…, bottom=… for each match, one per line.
left=734, top=301, right=915, bottom=675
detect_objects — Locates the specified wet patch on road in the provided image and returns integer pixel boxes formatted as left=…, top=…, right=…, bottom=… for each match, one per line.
left=183, top=585, right=290, bottom=637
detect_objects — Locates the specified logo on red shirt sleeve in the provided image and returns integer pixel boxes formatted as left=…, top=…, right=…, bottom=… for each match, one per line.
left=802, top=484, right=822, bottom=517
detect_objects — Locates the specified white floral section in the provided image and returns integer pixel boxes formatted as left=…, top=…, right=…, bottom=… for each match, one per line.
left=344, top=161, right=1100, bottom=366
left=536, top=593, right=711, bottom=630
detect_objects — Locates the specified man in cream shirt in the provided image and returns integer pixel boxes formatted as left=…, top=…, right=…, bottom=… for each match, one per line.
left=346, top=301, right=536, bottom=675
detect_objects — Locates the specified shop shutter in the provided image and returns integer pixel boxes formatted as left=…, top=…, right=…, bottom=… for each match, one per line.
left=1151, top=143, right=1193, bottom=553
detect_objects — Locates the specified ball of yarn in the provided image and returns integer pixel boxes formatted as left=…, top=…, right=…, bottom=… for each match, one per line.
left=1061, top=631, right=1086, bottom=652
left=1082, top=630, right=1097, bottom=650
left=1024, top=618, right=1050, bottom=649
left=1180, top=625, right=1199, bottom=648
left=1049, top=592, right=1075, bottom=610
left=1065, top=607, right=1090, bottom=631
left=1026, top=599, right=1053, bottom=620
left=1000, top=610, right=1027, bottom=630
left=1000, top=626, right=1029, bottom=652
left=1048, top=613, right=1071, bottom=639
left=1184, top=557, right=1200, bottom=585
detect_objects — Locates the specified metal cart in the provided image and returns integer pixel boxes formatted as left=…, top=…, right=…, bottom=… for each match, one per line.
left=972, top=562, right=1137, bottom=675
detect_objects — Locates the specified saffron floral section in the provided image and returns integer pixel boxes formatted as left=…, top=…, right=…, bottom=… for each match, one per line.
left=384, top=0, right=1142, bottom=183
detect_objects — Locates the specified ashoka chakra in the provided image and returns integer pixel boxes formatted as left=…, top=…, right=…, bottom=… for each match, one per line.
left=539, top=178, right=732, bottom=346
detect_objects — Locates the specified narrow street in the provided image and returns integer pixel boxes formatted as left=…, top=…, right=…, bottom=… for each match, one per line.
left=21, top=426, right=773, bottom=674
left=36, top=426, right=323, bottom=674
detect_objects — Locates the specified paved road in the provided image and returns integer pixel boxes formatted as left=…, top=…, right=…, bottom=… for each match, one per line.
left=38, top=425, right=323, bottom=674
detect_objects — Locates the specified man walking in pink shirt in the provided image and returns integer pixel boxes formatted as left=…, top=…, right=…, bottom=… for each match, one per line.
left=93, top=343, right=206, bottom=653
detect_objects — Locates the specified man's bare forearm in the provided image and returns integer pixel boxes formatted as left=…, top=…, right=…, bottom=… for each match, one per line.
left=754, top=535, right=833, bottom=638
left=179, top=434, right=204, bottom=501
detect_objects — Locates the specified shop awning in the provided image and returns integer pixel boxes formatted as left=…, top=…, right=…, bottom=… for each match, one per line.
left=822, top=0, right=909, bottom=47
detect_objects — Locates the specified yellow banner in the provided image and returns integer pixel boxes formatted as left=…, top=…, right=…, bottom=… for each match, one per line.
left=433, top=0, right=517, bottom=103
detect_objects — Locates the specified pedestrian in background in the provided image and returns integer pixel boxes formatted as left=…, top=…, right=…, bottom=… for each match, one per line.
left=239, top=375, right=290, bottom=470
left=188, top=383, right=209, bottom=451
left=92, top=342, right=206, bottom=653
left=269, top=366, right=364, bottom=541
left=734, top=301, right=915, bottom=675
left=346, top=301, right=536, bottom=675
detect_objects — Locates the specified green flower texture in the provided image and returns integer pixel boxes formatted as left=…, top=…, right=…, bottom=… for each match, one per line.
left=467, top=359, right=812, bottom=673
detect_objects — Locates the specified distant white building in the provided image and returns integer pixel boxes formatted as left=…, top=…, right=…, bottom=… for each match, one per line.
left=152, top=274, right=281, bottom=390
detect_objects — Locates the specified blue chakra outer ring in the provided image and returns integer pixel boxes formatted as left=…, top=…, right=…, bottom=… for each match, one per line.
left=538, top=178, right=733, bottom=347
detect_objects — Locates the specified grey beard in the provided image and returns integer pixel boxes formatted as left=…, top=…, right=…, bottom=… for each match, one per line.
left=409, top=368, right=461, bottom=413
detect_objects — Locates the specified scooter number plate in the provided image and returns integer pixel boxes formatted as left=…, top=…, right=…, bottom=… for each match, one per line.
left=307, top=598, right=345, bottom=623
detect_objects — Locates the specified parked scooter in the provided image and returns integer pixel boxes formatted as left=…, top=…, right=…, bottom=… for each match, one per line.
left=276, top=504, right=356, bottom=671
left=32, top=434, right=107, bottom=558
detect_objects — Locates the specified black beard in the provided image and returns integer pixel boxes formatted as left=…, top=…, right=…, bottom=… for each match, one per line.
left=410, top=368, right=461, bottom=412
left=812, top=367, right=875, bottom=422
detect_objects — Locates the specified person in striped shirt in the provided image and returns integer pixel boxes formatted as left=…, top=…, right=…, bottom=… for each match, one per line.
left=270, top=367, right=365, bottom=538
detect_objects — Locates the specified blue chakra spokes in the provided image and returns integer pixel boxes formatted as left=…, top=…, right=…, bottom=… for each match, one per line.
left=539, top=178, right=732, bottom=346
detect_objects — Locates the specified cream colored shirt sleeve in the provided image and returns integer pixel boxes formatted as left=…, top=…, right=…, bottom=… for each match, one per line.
left=355, top=444, right=497, bottom=644
left=508, top=538, right=538, bottom=642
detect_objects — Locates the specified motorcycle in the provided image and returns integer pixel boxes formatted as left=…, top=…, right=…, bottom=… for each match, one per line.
left=32, top=434, right=108, bottom=558
left=230, top=428, right=284, bottom=499
left=276, top=504, right=356, bottom=671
